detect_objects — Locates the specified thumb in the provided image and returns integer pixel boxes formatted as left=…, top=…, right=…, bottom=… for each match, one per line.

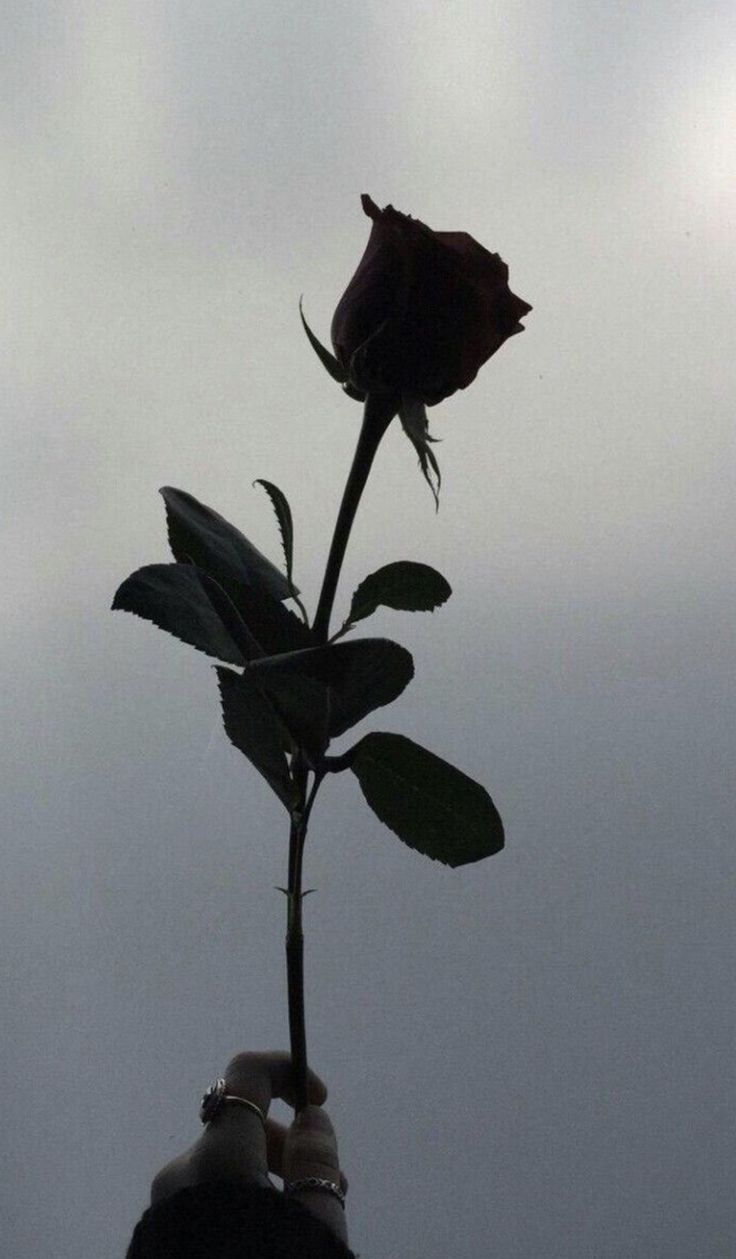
left=283, top=1106, right=349, bottom=1243
left=283, top=1105, right=342, bottom=1184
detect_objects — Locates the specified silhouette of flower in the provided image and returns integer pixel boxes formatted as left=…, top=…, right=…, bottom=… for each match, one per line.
left=331, top=195, right=531, bottom=407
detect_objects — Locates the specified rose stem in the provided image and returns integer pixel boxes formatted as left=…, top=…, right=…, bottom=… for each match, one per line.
left=286, top=757, right=321, bottom=1112
left=312, top=391, right=398, bottom=644
left=287, top=391, right=397, bottom=1110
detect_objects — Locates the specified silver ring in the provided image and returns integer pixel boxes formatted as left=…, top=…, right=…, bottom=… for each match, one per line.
left=285, top=1176, right=346, bottom=1207
left=200, top=1078, right=266, bottom=1126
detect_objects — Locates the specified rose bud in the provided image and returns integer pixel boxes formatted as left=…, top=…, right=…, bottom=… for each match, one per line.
left=331, top=195, right=532, bottom=408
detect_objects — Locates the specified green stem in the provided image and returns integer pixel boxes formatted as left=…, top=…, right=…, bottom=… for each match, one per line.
left=312, top=392, right=398, bottom=643
left=286, top=759, right=323, bottom=1112
left=286, top=392, right=396, bottom=1108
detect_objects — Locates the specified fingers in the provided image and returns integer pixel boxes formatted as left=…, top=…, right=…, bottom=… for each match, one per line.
left=223, top=1051, right=328, bottom=1113
left=282, top=1105, right=341, bottom=1182
left=264, top=1117, right=288, bottom=1179
left=267, top=1112, right=347, bottom=1195
left=283, top=1106, right=348, bottom=1245
left=151, top=1053, right=330, bottom=1205
left=198, top=1052, right=332, bottom=1199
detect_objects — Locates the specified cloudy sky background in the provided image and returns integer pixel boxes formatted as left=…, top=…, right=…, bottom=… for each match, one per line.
left=3, top=2, right=735, bottom=1256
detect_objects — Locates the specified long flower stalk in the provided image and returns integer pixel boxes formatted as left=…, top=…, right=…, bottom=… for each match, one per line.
left=286, top=392, right=397, bottom=1109
left=312, top=393, right=398, bottom=643
left=285, top=756, right=319, bottom=1111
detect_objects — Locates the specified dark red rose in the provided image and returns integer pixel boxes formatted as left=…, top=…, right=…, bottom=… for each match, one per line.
left=330, top=195, right=532, bottom=407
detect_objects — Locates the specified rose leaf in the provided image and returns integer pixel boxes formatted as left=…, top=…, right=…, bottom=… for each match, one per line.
left=349, top=731, right=504, bottom=866
left=253, top=479, right=296, bottom=589
left=112, top=563, right=248, bottom=665
left=216, top=667, right=296, bottom=809
left=247, top=638, right=414, bottom=739
left=347, top=561, right=452, bottom=625
left=160, top=486, right=296, bottom=601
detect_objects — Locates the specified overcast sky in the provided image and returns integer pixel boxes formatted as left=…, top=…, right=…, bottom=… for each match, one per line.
left=2, top=2, right=735, bottom=1256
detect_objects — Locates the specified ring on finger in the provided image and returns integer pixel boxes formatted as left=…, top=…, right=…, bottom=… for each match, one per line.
left=200, top=1078, right=267, bottom=1127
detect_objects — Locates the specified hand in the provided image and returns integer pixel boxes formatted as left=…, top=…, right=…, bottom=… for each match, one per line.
left=149, top=1051, right=348, bottom=1244
left=277, top=1102, right=349, bottom=1244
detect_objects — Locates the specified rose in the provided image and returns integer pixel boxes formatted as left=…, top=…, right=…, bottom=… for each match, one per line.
left=330, top=194, right=532, bottom=407
left=299, top=194, right=532, bottom=503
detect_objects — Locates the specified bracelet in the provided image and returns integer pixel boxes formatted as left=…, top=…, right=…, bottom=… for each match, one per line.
left=284, top=1177, right=346, bottom=1208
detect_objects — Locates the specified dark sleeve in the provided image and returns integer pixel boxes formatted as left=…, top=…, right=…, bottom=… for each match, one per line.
left=125, top=1181, right=356, bottom=1259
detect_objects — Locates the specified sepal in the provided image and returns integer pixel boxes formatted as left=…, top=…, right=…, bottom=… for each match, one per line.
left=398, top=396, right=442, bottom=509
